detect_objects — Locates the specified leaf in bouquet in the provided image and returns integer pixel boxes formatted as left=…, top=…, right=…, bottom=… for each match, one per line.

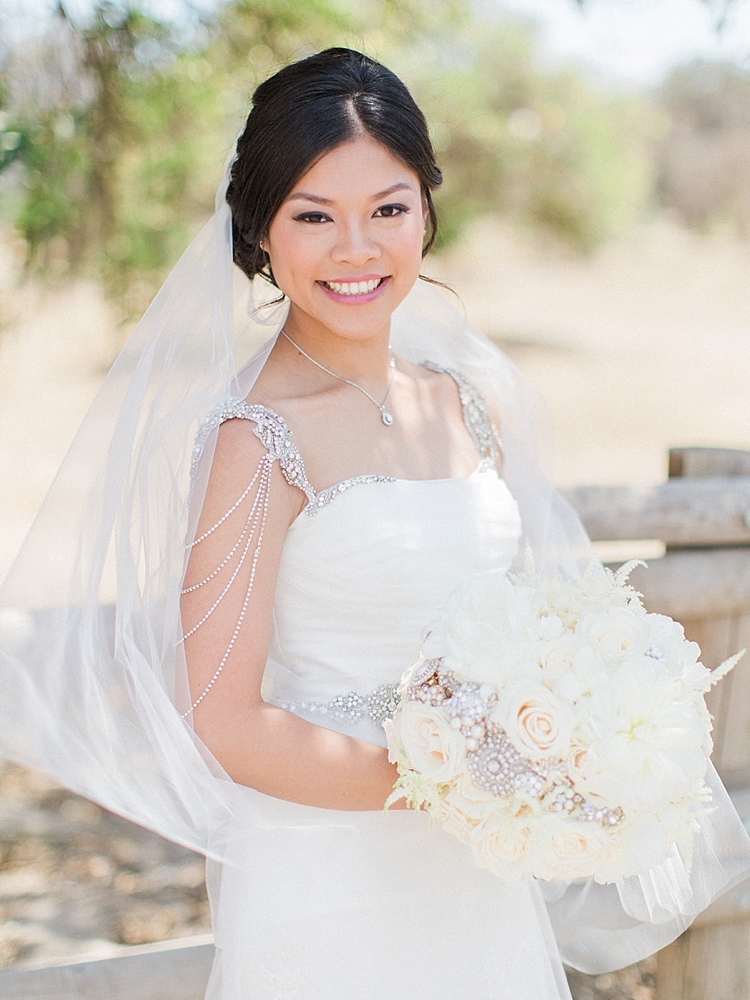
left=384, top=751, right=443, bottom=816
left=509, top=540, right=540, bottom=588
left=709, top=648, right=746, bottom=688
left=612, top=558, right=647, bottom=589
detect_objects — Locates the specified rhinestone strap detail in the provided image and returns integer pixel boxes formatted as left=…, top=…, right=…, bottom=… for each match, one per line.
left=191, top=398, right=394, bottom=516
left=180, top=451, right=274, bottom=716
left=276, top=683, right=400, bottom=727
left=189, top=362, right=499, bottom=519
left=420, top=361, right=502, bottom=473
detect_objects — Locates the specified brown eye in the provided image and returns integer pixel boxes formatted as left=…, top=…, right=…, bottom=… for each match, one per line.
left=374, top=204, right=408, bottom=218
left=294, top=212, right=331, bottom=224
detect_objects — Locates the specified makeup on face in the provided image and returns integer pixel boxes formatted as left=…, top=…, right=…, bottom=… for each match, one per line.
left=264, top=136, right=426, bottom=341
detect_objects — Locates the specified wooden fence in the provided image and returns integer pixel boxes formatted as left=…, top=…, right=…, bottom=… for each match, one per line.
left=2, top=446, right=750, bottom=999
left=0, top=936, right=214, bottom=1000
left=568, top=446, right=750, bottom=1000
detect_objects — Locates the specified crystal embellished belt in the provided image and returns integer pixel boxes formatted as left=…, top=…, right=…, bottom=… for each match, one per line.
left=276, top=683, right=400, bottom=727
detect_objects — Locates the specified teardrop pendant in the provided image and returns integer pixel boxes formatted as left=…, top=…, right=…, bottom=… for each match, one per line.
left=280, top=331, right=396, bottom=427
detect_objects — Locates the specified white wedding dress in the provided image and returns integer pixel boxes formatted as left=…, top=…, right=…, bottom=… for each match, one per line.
left=197, top=367, right=574, bottom=1000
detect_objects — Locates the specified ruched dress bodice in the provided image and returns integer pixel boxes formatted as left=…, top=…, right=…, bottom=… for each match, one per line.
left=267, top=470, right=521, bottom=744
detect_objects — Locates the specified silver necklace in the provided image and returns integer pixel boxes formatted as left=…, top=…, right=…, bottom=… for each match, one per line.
left=281, top=329, right=396, bottom=426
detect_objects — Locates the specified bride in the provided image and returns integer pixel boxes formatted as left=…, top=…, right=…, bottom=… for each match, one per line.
left=2, top=47, right=750, bottom=1000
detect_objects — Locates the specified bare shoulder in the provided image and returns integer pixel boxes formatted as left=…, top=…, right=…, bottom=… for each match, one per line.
left=410, top=359, right=495, bottom=414
left=402, top=357, right=462, bottom=404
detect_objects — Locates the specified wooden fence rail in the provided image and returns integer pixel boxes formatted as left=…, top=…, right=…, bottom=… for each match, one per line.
left=562, top=476, right=750, bottom=547
left=0, top=936, right=214, bottom=1000
left=2, top=445, right=750, bottom=999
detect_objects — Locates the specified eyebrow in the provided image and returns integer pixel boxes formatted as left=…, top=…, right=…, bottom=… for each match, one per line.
left=286, top=181, right=415, bottom=205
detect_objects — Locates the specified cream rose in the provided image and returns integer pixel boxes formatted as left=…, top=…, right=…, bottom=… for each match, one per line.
left=435, top=796, right=474, bottom=846
left=442, top=772, right=498, bottom=822
left=396, top=701, right=466, bottom=782
left=469, top=811, right=533, bottom=878
left=498, top=681, right=574, bottom=761
left=566, top=742, right=594, bottom=795
left=532, top=815, right=616, bottom=882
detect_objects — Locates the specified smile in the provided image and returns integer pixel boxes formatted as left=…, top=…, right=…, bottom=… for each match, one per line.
left=321, top=277, right=386, bottom=296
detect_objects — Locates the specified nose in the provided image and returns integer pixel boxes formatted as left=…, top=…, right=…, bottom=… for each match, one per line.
left=331, top=219, right=380, bottom=267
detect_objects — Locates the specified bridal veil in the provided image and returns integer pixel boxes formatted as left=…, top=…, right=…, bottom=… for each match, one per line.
left=1, top=153, right=749, bottom=975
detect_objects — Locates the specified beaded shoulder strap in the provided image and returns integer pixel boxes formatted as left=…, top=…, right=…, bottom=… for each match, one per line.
left=190, top=398, right=316, bottom=505
left=181, top=398, right=395, bottom=715
left=420, top=361, right=503, bottom=473
left=191, top=398, right=394, bottom=516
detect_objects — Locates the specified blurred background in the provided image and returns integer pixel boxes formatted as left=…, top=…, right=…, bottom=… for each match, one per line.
left=1, top=0, right=750, bottom=997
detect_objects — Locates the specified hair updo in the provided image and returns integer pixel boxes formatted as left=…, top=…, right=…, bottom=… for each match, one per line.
left=225, top=47, right=443, bottom=284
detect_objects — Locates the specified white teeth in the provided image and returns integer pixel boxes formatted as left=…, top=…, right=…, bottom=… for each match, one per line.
left=324, top=278, right=383, bottom=295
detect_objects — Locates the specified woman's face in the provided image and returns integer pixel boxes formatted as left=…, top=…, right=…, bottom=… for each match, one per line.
left=264, top=134, right=427, bottom=343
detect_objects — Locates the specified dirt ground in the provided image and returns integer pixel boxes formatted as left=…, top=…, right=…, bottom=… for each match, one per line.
left=1, top=215, right=749, bottom=994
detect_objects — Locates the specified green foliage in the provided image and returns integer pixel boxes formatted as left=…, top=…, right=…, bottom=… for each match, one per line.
left=0, top=3, right=226, bottom=313
left=403, top=22, right=656, bottom=250
left=0, top=0, right=657, bottom=310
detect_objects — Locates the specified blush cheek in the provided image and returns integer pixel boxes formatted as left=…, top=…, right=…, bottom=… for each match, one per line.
left=265, top=219, right=331, bottom=300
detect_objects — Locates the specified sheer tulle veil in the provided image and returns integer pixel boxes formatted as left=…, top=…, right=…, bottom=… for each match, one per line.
left=1, top=151, right=749, bottom=975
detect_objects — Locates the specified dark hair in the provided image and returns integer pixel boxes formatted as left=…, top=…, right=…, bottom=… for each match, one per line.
left=226, top=47, right=442, bottom=284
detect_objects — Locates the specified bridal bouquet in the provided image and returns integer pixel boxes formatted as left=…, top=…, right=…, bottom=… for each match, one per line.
left=384, top=556, right=743, bottom=884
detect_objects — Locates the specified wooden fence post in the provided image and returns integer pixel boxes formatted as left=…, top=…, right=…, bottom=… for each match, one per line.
left=654, top=448, right=750, bottom=1000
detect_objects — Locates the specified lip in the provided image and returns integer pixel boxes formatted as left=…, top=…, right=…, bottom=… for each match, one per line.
left=317, top=275, right=390, bottom=305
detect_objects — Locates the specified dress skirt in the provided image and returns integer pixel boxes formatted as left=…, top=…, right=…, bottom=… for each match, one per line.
left=203, top=786, right=572, bottom=1000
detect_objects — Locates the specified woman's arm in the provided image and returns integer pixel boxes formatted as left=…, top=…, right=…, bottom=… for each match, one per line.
left=181, top=416, right=402, bottom=810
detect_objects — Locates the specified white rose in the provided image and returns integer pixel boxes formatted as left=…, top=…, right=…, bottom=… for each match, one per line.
left=395, top=700, right=466, bottom=782
left=576, top=606, right=650, bottom=665
left=469, top=811, right=533, bottom=879
left=542, top=644, right=605, bottom=715
left=643, top=613, right=701, bottom=673
left=498, top=681, right=574, bottom=761
left=537, top=614, right=565, bottom=641
left=540, top=635, right=589, bottom=685
left=532, top=814, right=618, bottom=882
